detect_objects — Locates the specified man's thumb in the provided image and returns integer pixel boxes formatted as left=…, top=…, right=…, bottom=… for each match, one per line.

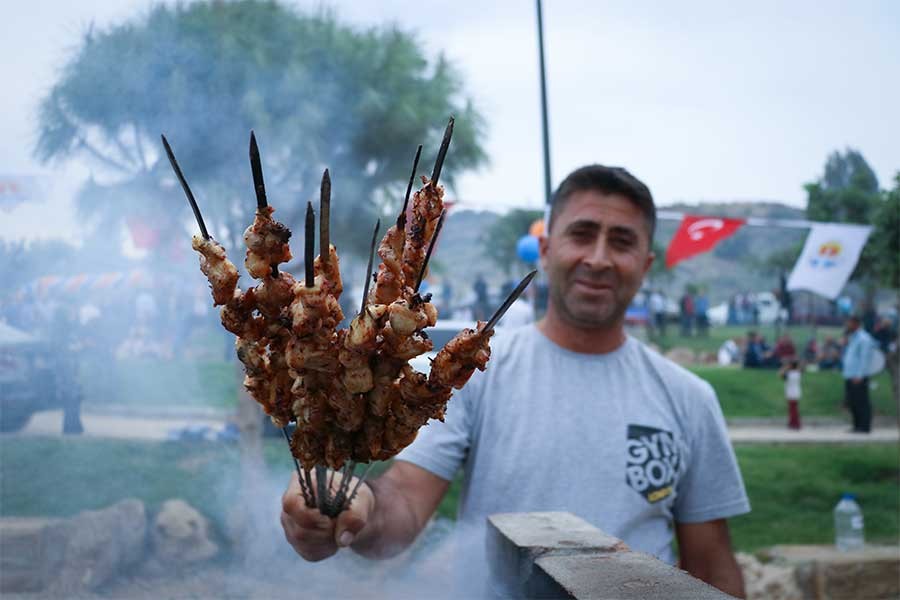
left=334, top=509, right=367, bottom=547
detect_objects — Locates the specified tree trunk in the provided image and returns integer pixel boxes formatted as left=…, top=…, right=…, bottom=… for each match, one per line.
left=226, top=360, right=268, bottom=561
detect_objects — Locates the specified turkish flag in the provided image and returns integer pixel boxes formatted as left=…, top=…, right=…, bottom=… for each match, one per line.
left=665, top=215, right=745, bottom=268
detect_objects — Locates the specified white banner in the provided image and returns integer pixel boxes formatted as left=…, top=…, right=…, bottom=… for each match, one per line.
left=786, top=223, right=872, bottom=300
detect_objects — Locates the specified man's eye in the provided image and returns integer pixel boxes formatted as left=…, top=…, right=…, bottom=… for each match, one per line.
left=612, top=236, right=635, bottom=248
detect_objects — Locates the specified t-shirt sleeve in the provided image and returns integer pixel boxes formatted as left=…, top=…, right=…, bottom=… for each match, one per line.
left=394, top=380, right=475, bottom=482
left=673, top=381, right=751, bottom=523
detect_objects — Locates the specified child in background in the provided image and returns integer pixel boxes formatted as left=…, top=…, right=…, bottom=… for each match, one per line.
left=779, top=359, right=803, bottom=429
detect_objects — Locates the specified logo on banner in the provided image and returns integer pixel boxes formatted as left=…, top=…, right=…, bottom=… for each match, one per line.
left=810, top=241, right=842, bottom=268
left=687, top=218, right=724, bottom=241
left=625, top=424, right=681, bottom=504
left=665, top=215, right=745, bottom=268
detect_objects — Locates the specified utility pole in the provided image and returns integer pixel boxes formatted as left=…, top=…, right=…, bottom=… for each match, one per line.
left=536, top=0, right=552, bottom=206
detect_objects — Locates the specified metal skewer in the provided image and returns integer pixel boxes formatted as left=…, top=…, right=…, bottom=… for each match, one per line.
left=415, top=209, right=446, bottom=292
left=249, top=131, right=279, bottom=277
left=249, top=131, right=268, bottom=210
left=282, top=427, right=314, bottom=507
left=161, top=134, right=209, bottom=240
left=398, top=145, right=423, bottom=228
left=334, top=462, right=354, bottom=510
left=301, top=200, right=328, bottom=511
left=359, top=219, right=381, bottom=315
left=320, top=169, right=331, bottom=263
left=304, top=202, right=315, bottom=288
left=483, top=270, right=537, bottom=333
left=430, top=117, right=454, bottom=187
left=342, top=463, right=374, bottom=512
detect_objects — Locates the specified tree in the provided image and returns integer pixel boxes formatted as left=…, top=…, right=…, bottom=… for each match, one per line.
left=871, top=174, right=900, bottom=291
left=803, top=149, right=885, bottom=290
left=36, top=1, right=487, bottom=266
left=480, top=209, right=542, bottom=276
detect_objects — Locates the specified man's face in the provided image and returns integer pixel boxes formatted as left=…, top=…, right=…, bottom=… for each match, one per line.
left=845, top=319, right=860, bottom=333
left=539, top=191, right=654, bottom=329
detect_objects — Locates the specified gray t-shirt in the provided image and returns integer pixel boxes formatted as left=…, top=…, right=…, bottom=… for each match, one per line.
left=396, top=324, right=750, bottom=563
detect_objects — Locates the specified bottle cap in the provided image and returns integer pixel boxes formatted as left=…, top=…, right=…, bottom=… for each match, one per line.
left=841, top=492, right=856, bottom=500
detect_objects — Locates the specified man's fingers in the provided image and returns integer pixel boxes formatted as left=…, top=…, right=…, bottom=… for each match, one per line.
left=280, top=472, right=341, bottom=561
left=334, top=481, right=374, bottom=547
left=280, top=511, right=337, bottom=562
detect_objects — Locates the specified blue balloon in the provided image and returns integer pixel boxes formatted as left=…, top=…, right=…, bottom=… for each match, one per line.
left=516, top=234, right=540, bottom=263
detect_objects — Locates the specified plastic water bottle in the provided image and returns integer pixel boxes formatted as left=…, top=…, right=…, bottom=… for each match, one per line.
left=834, top=493, right=864, bottom=551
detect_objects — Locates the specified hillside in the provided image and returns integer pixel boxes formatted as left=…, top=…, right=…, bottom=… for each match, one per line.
left=437, top=202, right=809, bottom=304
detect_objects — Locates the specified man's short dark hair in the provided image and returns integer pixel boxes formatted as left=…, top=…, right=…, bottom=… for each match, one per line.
left=549, top=165, right=656, bottom=242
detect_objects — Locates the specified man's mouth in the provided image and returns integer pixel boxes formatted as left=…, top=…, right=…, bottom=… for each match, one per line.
left=573, top=279, right=614, bottom=292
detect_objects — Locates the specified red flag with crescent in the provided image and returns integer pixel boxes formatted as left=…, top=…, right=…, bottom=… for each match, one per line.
left=665, top=215, right=745, bottom=268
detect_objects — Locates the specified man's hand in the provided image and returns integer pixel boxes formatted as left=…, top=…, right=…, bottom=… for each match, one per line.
left=280, top=471, right=375, bottom=562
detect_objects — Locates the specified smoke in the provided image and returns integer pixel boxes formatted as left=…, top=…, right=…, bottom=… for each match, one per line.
left=207, top=469, right=492, bottom=600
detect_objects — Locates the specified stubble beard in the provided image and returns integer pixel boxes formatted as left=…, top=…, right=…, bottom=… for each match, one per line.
left=549, top=278, right=627, bottom=330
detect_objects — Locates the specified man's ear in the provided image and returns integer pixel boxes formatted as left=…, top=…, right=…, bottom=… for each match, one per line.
left=643, top=250, right=655, bottom=277
left=538, top=234, right=550, bottom=271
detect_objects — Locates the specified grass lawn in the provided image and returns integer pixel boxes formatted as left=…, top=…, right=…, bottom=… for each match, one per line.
left=79, top=356, right=238, bottom=411
left=730, top=444, right=900, bottom=551
left=692, top=366, right=896, bottom=418
left=77, top=351, right=896, bottom=420
left=3, top=438, right=896, bottom=553
left=645, top=324, right=844, bottom=354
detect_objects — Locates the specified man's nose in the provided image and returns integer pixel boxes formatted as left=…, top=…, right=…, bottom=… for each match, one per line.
left=583, top=239, right=613, bottom=269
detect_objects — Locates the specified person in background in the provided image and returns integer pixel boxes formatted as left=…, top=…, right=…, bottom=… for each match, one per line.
left=440, top=279, right=454, bottom=316
left=779, top=359, right=802, bottom=430
left=743, top=331, right=763, bottom=368
left=717, top=338, right=741, bottom=366
left=842, top=316, right=876, bottom=433
left=472, top=273, right=489, bottom=321
left=649, top=289, right=666, bottom=337
left=772, top=333, right=797, bottom=365
left=679, top=288, right=694, bottom=337
left=694, top=290, right=709, bottom=337
left=496, top=279, right=534, bottom=328
left=818, top=336, right=843, bottom=370
left=872, top=315, right=898, bottom=404
left=802, top=337, right=818, bottom=364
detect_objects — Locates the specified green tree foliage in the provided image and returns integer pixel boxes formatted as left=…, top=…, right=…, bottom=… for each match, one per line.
left=803, top=148, right=890, bottom=289
left=480, top=209, right=542, bottom=275
left=871, top=174, right=900, bottom=290
left=35, top=1, right=486, bottom=262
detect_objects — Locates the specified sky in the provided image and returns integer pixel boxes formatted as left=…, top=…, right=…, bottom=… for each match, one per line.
left=1, top=0, right=898, bottom=244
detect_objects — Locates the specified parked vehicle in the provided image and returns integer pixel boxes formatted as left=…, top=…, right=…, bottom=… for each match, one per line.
left=409, top=319, right=484, bottom=376
left=707, top=291, right=787, bottom=326
left=0, top=321, right=82, bottom=433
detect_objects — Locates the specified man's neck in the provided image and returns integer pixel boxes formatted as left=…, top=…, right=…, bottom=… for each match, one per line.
left=537, top=306, right=627, bottom=354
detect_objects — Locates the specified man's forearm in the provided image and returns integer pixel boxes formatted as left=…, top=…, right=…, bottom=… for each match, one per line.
left=349, top=476, right=425, bottom=559
left=684, top=556, right=745, bottom=599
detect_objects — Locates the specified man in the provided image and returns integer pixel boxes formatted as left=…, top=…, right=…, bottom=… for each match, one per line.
left=281, top=165, right=750, bottom=597
left=649, top=289, right=667, bottom=336
left=842, top=315, right=877, bottom=433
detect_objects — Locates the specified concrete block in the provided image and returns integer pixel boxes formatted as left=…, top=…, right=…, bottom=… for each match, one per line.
left=532, top=551, right=737, bottom=599
left=487, top=512, right=626, bottom=598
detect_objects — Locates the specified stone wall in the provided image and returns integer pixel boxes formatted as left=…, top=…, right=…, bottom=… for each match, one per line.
left=0, top=498, right=217, bottom=595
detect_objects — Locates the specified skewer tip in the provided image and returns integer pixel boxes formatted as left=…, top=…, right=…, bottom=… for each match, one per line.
left=430, top=117, right=455, bottom=187
left=483, top=269, right=537, bottom=333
